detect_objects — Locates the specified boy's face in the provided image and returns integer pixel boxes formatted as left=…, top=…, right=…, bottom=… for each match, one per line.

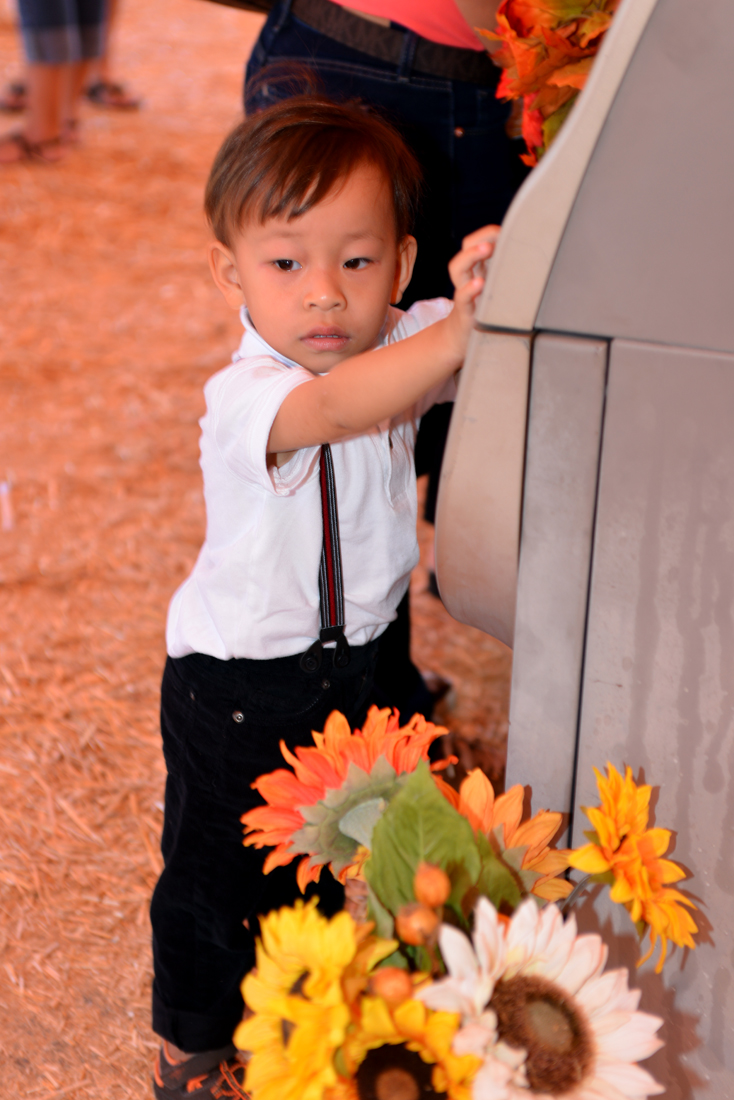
left=209, top=164, right=417, bottom=374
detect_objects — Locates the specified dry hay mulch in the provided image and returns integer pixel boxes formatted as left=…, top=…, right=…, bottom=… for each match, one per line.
left=0, top=2, right=510, bottom=1095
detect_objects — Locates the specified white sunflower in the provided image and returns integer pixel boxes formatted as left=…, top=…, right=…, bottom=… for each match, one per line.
left=417, top=897, right=665, bottom=1100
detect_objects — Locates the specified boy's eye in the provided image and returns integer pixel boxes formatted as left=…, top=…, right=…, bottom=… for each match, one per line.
left=343, top=257, right=371, bottom=270
left=273, top=259, right=301, bottom=272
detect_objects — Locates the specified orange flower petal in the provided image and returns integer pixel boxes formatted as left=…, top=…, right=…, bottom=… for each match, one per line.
left=296, top=856, right=322, bottom=892
left=457, top=769, right=496, bottom=833
left=491, top=785, right=524, bottom=845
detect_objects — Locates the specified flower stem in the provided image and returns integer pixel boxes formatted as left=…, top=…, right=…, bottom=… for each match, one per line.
left=560, top=875, right=591, bottom=913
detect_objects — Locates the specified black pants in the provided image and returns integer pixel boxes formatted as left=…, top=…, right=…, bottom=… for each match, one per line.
left=150, top=641, right=378, bottom=1052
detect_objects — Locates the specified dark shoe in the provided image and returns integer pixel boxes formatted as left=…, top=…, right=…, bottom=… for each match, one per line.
left=153, top=1043, right=250, bottom=1099
left=85, top=79, right=141, bottom=109
left=0, top=131, right=66, bottom=164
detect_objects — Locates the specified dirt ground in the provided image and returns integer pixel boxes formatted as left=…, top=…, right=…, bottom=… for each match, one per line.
left=0, top=2, right=511, bottom=1094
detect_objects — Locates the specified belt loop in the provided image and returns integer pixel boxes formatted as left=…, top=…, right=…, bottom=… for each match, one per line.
left=271, top=0, right=294, bottom=36
left=397, top=30, right=417, bottom=83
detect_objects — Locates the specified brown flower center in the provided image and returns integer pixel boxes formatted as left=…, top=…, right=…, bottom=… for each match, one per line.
left=356, top=1044, right=447, bottom=1100
left=490, top=974, right=593, bottom=1094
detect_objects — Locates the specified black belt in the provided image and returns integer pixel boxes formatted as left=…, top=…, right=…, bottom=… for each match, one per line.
left=291, top=0, right=501, bottom=86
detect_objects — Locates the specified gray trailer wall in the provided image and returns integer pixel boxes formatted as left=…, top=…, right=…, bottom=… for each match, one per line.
left=537, top=0, right=734, bottom=355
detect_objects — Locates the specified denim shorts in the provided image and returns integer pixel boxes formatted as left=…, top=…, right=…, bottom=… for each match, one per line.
left=18, top=0, right=107, bottom=64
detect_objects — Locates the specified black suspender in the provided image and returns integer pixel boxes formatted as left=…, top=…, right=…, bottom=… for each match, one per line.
left=299, top=444, right=351, bottom=672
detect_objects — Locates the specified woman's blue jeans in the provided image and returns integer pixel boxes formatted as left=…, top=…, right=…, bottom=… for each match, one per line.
left=245, top=0, right=521, bottom=305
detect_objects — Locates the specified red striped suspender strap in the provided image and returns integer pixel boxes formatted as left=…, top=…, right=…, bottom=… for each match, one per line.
left=299, top=444, right=351, bottom=673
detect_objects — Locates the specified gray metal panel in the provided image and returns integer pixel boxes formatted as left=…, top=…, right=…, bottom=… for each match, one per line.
left=537, top=0, right=734, bottom=355
left=435, top=330, right=530, bottom=646
left=575, top=338, right=734, bottom=1096
left=507, top=335, right=607, bottom=825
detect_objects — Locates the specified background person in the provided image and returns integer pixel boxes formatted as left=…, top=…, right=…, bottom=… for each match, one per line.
left=0, top=0, right=109, bottom=162
left=0, top=0, right=139, bottom=117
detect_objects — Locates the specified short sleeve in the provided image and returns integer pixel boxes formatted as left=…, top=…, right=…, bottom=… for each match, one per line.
left=385, top=298, right=458, bottom=419
left=204, top=357, right=319, bottom=495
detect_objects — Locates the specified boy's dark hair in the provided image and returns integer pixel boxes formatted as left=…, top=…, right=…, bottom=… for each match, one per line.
left=204, top=95, right=422, bottom=247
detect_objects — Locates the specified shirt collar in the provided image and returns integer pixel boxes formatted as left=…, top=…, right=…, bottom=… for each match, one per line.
left=231, top=304, right=398, bottom=368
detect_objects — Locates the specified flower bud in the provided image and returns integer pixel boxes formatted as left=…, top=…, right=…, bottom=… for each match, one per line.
left=369, top=967, right=414, bottom=1007
left=413, top=862, right=451, bottom=908
left=395, top=902, right=440, bottom=946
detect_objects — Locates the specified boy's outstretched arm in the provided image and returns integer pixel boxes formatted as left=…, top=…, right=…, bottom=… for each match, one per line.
left=267, top=226, right=499, bottom=456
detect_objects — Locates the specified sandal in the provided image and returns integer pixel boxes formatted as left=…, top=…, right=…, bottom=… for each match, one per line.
left=152, top=1042, right=250, bottom=1100
left=0, top=131, right=66, bottom=164
left=84, top=79, right=141, bottom=109
left=0, top=81, right=27, bottom=113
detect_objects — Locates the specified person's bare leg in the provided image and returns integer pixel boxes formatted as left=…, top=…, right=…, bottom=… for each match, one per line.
left=86, top=0, right=117, bottom=87
left=60, top=59, right=90, bottom=138
left=84, top=0, right=140, bottom=108
left=0, top=62, right=65, bottom=162
left=25, top=63, right=64, bottom=142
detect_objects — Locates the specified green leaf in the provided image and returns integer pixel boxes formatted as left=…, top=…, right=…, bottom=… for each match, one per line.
left=475, top=831, right=523, bottom=912
left=338, top=797, right=388, bottom=848
left=291, top=757, right=405, bottom=877
left=589, top=870, right=616, bottom=889
left=501, top=844, right=543, bottom=895
left=364, top=761, right=481, bottom=918
left=378, top=950, right=409, bottom=971
left=446, top=861, right=478, bottom=927
left=366, top=880, right=395, bottom=940
left=542, top=95, right=578, bottom=149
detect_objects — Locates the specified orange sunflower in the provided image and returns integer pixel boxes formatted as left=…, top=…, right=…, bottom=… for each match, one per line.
left=568, top=763, right=698, bottom=971
left=242, top=707, right=451, bottom=891
left=435, top=768, right=571, bottom=901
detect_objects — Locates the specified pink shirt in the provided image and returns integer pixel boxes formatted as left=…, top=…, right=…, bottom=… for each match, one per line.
left=332, top=1, right=483, bottom=51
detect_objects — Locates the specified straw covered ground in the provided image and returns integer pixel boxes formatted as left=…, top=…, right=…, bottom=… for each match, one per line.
left=0, top=2, right=510, bottom=1094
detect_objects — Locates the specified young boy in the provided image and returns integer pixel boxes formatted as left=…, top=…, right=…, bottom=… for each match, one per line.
left=151, top=95, right=497, bottom=1100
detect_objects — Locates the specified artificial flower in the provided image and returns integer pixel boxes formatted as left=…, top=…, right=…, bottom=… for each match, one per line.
left=235, top=900, right=393, bottom=1100
left=478, top=0, right=620, bottom=165
left=569, top=763, right=698, bottom=971
left=418, top=897, right=665, bottom=1099
left=242, top=706, right=451, bottom=889
left=340, top=994, right=482, bottom=1100
left=437, top=767, right=572, bottom=900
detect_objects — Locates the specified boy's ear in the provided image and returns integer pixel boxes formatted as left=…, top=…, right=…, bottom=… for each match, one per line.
left=390, top=235, right=418, bottom=306
left=209, top=241, right=246, bottom=310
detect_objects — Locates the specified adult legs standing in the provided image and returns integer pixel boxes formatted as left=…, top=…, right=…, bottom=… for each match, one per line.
left=0, top=0, right=107, bottom=161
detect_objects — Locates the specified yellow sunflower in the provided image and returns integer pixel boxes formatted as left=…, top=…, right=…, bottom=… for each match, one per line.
left=235, top=900, right=393, bottom=1100
left=340, top=995, right=481, bottom=1100
left=569, top=763, right=697, bottom=972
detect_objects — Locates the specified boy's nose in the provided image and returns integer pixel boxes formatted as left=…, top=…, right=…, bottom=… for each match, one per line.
left=304, top=270, right=346, bottom=311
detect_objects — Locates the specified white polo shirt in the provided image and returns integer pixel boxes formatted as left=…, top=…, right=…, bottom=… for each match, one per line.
left=166, top=299, right=455, bottom=661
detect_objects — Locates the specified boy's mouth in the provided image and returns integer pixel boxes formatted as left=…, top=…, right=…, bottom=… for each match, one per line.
left=301, top=327, right=350, bottom=352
